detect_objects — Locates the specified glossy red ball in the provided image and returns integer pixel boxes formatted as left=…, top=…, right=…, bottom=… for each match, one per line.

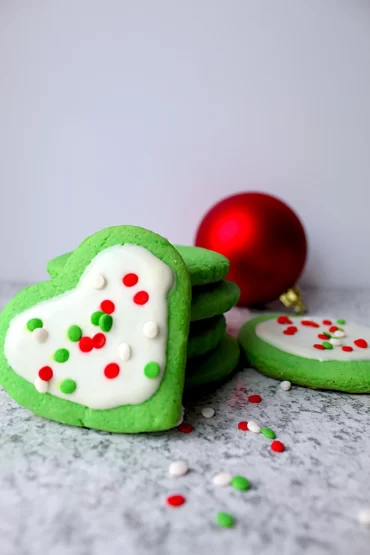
left=195, top=192, right=307, bottom=307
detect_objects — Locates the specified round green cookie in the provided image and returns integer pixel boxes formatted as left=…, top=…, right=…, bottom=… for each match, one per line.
left=238, top=315, right=370, bottom=393
left=47, top=245, right=229, bottom=286
left=185, top=334, right=240, bottom=392
left=191, top=280, right=240, bottom=321
left=175, top=245, right=229, bottom=285
left=187, top=315, right=226, bottom=359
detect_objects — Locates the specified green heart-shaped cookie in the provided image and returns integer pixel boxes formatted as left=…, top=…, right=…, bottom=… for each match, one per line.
left=0, top=226, right=191, bottom=432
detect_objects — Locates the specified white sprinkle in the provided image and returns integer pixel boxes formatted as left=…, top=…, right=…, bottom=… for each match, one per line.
left=119, top=342, right=131, bottom=361
left=90, top=274, right=106, bottom=290
left=32, top=328, right=48, bottom=343
left=330, top=337, right=342, bottom=346
left=357, top=508, right=370, bottom=525
left=280, top=380, right=291, bottom=391
left=213, top=472, right=232, bottom=487
left=143, top=321, right=159, bottom=339
left=169, top=461, right=188, bottom=477
left=34, top=378, right=48, bottom=393
left=247, top=421, right=261, bottom=434
left=201, top=407, right=215, bottom=418
left=333, top=330, right=345, bottom=338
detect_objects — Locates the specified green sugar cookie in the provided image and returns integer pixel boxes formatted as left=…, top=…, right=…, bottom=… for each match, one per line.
left=175, top=245, right=229, bottom=285
left=238, top=315, right=370, bottom=393
left=191, top=280, right=240, bottom=321
left=46, top=251, right=71, bottom=279
left=184, top=334, right=240, bottom=392
left=0, top=225, right=192, bottom=433
left=187, top=315, right=226, bottom=359
left=47, top=245, right=229, bottom=286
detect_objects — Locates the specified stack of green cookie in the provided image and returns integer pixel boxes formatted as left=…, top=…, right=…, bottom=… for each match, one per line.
left=46, top=245, right=241, bottom=393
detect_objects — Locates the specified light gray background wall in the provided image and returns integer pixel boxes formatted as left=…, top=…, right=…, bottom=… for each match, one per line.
left=0, top=0, right=369, bottom=286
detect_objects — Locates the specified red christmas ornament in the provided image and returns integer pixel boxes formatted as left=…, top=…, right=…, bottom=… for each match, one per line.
left=195, top=192, right=307, bottom=308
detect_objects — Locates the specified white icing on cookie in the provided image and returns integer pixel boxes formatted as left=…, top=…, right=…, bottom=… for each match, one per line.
left=5, top=245, right=174, bottom=409
left=256, top=317, right=370, bottom=361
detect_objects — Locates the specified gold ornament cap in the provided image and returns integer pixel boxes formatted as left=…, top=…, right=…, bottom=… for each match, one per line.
left=279, top=286, right=306, bottom=314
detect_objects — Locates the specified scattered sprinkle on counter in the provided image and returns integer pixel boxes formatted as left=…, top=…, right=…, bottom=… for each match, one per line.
left=231, top=476, right=250, bottom=491
left=248, top=394, right=262, bottom=403
left=166, top=494, right=186, bottom=507
left=213, top=473, right=232, bottom=487
left=247, top=421, right=261, bottom=434
left=271, top=440, right=285, bottom=453
left=261, top=427, right=276, bottom=439
left=169, top=461, right=189, bottom=477
left=216, top=512, right=235, bottom=528
left=178, top=423, right=193, bottom=434
left=201, top=407, right=215, bottom=418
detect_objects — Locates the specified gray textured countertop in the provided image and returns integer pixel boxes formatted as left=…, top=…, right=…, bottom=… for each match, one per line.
left=0, top=282, right=370, bottom=555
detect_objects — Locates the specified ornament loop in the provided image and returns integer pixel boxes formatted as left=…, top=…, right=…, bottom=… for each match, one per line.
left=279, top=287, right=306, bottom=314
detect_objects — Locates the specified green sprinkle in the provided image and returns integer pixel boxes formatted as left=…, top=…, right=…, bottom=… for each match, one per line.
left=144, top=362, right=160, bottom=379
left=99, top=314, right=113, bottom=332
left=337, top=319, right=346, bottom=325
left=54, top=348, right=70, bottom=362
left=91, top=311, right=104, bottom=326
left=216, top=512, right=235, bottom=528
left=322, top=341, right=333, bottom=350
left=60, top=379, right=76, bottom=394
left=67, top=325, right=82, bottom=342
left=231, top=475, right=250, bottom=491
left=27, top=318, right=43, bottom=332
left=322, top=331, right=331, bottom=338
left=261, top=427, right=276, bottom=439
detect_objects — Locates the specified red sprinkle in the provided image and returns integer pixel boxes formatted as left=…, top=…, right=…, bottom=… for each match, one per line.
left=318, top=334, right=329, bottom=340
left=133, top=291, right=149, bottom=305
left=93, top=333, right=106, bottom=349
left=302, top=320, right=319, bottom=328
left=79, top=336, right=94, bottom=352
left=100, top=300, right=115, bottom=314
left=178, top=423, right=193, bottom=433
left=322, top=319, right=332, bottom=326
left=277, top=316, right=292, bottom=325
left=38, top=366, right=53, bottom=381
left=283, top=326, right=298, bottom=335
left=342, top=346, right=353, bottom=352
left=313, top=344, right=325, bottom=350
left=271, top=440, right=285, bottom=453
left=354, top=338, right=368, bottom=349
left=238, top=421, right=249, bottom=431
left=248, top=394, right=262, bottom=404
left=329, top=326, right=339, bottom=333
left=166, top=494, right=186, bottom=507
left=104, top=363, right=120, bottom=379
left=122, top=273, right=139, bottom=287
